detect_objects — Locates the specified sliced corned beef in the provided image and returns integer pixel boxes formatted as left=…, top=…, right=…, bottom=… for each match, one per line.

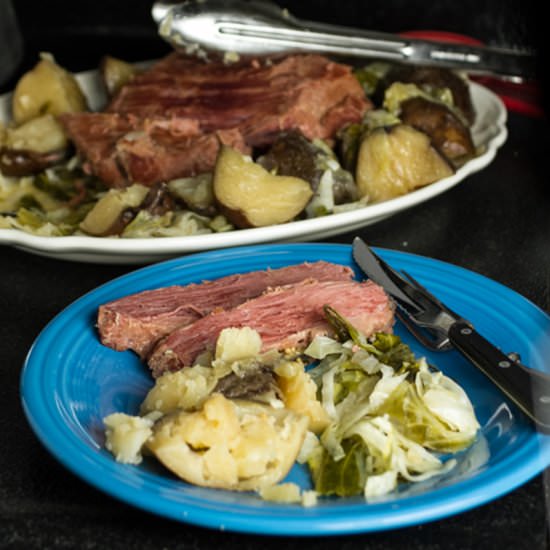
left=147, top=279, right=394, bottom=377
left=97, top=261, right=354, bottom=358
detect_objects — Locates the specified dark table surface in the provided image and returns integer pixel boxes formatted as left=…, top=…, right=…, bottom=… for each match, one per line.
left=2, top=2, right=550, bottom=548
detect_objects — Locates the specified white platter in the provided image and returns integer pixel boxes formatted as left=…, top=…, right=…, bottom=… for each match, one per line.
left=0, top=67, right=507, bottom=264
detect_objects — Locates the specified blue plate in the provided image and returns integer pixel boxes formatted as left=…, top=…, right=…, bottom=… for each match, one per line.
left=20, top=244, right=550, bottom=535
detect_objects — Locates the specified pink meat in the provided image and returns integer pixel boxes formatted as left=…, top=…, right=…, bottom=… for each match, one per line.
left=59, top=113, right=249, bottom=188
left=60, top=52, right=370, bottom=188
left=107, top=53, right=369, bottom=143
left=97, top=261, right=354, bottom=358
left=147, top=279, right=395, bottom=377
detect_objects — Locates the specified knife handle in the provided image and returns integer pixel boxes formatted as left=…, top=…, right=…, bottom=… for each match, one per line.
left=448, top=320, right=550, bottom=432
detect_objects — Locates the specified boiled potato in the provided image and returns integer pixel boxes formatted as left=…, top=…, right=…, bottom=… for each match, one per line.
left=399, top=96, right=475, bottom=163
left=382, top=64, right=476, bottom=125
left=0, top=114, right=69, bottom=176
left=215, top=326, right=263, bottom=363
left=258, top=482, right=302, bottom=503
left=213, top=146, right=313, bottom=228
left=167, top=174, right=217, bottom=216
left=103, top=412, right=155, bottom=465
left=12, top=54, right=88, bottom=124
left=147, top=393, right=309, bottom=491
left=79, top=183, right=149, bottom=236
left=140, top=365, right=219, bottom=416
left=4, top=114, right=67, bottom=153
left=100, top=55, right=137, bottom=97
left=141, top=328, right=290, bottom=417
left=275, top=361, right=330, bottom=434
left=355, top=124, right=454, bottom=202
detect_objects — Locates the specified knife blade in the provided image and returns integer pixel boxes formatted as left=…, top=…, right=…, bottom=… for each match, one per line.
left=352, top=237, right=550, bottom=432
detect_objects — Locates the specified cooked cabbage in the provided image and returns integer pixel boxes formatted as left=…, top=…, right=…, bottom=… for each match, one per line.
left=304, top=316, right=479, bottom=498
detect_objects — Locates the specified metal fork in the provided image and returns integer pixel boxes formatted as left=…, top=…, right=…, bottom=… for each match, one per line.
left=352, top=237, right=550, bottom=431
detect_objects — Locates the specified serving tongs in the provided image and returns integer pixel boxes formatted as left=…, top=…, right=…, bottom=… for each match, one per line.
left=352, top=237, right=550, bottom=432
left=152, top=0, right=537, bottom=79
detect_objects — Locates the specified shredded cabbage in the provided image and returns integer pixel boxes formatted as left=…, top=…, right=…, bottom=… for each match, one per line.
left=304, top=328, right=479, bottom=498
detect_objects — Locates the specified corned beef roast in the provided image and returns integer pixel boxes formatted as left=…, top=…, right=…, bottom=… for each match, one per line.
left=60, top=114, right=248, bottom=189
left=147, top=278, right=395, bottom=377
left=97, top=261, right=354, bottom=358
left=61, top=53, right=371, bottom=187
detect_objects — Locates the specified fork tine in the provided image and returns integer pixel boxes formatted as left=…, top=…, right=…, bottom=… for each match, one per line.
left=400, top=269, right=461, bottom=318
left=370, top=263, right=456, bottom=350
left=400, top=269, right=443, bottom=305
left=395, top=310, right=453, bottom=351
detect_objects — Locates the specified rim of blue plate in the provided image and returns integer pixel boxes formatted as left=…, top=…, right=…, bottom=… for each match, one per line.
left=20, top=243, right=550, bottom=536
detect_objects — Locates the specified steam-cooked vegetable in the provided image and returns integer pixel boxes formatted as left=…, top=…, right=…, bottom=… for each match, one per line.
left=79, top=183, right=149, bottom=236
left=257, top=131, right=319, bottom=186
left=12, top=54, right=89, bottom=124
left=1, top=55, right=482, bottom=238
left=140, top=327, right=326, bottom=418
left=337, top=110, right=401, bottom=175
left=353, top=62, right=392, bottom=97
left=383, top=81, right=454, bottom=119
left=213, top=146, right=313, bottom=228
left=322, top=305, right=417, bottom=370
left=99, top=55, right=137, bottom=97
left=107, top=327, right=324, bottom=492
left=0, top=160, right=106, bottom=235
left=215, top=325, right=263, bottom=362
left=102, top=313, right=479, bottom=503
left=275, top=360, right=331, bottom=434
left=382, top=64, right=475, bottom=125
left=0, top=115, right=69, bottom=176
left=399, top=96, right=476, bottom=164
left=147, top=394, right=309, bottom=491
left=140, top=365, right=220, bottom=416
left=167, top=173, right=217, bottom=216
left=355, top=123, right=454, bottom=202
left=257, top=131, right=358, bottom=215
left=303, top=320, right=479, bottom=498
left=103, top=412, right=157, bottom=465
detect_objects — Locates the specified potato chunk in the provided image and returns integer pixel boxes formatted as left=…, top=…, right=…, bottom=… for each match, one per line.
left=399, top=97, right=475, bottom=163
left=355, top=124, right=454, bottom=202
left=0, top=114, right=69, bottom=177
left=103, top=412, right=155, bottom=465
left=79, top=183, right=149, bottom=236
left=100, top=55, right=137, bottom=97
left=12, top=55, right=88, bottom=124
left=140, top=365, right=219, bottom=416
left=147, top=393, right=309, bottom=491
left=213, top=146, right=313, bottom=228
left=275, top=361, right=330, bottom=434
left=4, top=114, right=67, bottom=153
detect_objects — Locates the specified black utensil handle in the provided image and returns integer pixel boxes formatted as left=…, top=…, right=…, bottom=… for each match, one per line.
left=448, top=320, right=550, bottom=431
